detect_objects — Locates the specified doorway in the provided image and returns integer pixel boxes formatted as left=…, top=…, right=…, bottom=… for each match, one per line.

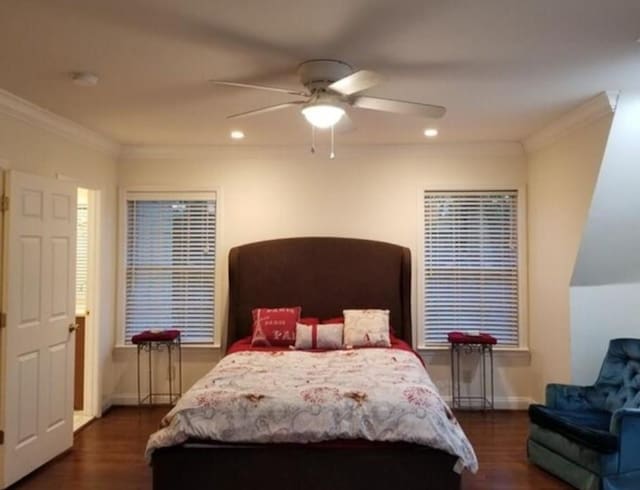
left=73, top=187, right=99, bottom=431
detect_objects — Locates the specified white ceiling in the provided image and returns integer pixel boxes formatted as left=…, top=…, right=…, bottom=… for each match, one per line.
left=1, top=0, right=639, bottom=146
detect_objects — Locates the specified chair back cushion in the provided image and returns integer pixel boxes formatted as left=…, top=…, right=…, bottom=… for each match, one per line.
left=591, top=338, right=640, bottom=412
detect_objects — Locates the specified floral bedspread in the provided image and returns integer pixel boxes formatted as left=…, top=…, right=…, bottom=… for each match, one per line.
left=145, top=348, right=478, bottom=472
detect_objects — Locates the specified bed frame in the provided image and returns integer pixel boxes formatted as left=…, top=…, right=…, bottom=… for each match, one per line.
left=152, top=237, right=462, bottom=490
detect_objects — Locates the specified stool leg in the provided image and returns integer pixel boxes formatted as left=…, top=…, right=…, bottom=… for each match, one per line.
left=137, top=344, right=141, bottom=406
left=481, top=346, right=487, bottom=411
left=148, top=344, right=153, bottom=406
left=178, top=337, right=182, bottom=397
left=490, top=346, right=494, bottom=410
left=168, top=342, right=173, bottom=405
left=450, top=346, right=455, bottom=408
left=456, top=346, right=461, bottom=409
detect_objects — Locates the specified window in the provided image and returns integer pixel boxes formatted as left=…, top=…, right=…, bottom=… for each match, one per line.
left=124, top=191, right=217, bottom=344
left=76, top=189, right=89, bottom=316
left=422, top=190, right=521, bottom=346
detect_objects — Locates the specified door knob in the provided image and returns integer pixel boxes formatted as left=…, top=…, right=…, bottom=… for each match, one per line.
left=68, top=323, right=79, bottom=333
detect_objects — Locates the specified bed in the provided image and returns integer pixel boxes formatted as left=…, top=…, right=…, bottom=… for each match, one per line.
left=150, top=237, right=474, bottom=490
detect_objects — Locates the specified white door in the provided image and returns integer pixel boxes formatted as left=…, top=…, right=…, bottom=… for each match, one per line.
left=0, top=170, right=77, bottom=488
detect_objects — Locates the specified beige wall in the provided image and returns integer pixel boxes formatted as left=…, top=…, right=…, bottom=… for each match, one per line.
left=113, top=143, right=534, bottom=406
left=0, top=89, right=621, bottom=413
left=0, top=113, right=118, bottom=410
left=0, top=107, right=613, bottom=409
left=526, top=115, right=612, bottom=402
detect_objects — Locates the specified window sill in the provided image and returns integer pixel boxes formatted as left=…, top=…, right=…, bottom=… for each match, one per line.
left=114, top=343, right=221, bottom=350
left=418, top=345, right=530, bottom=355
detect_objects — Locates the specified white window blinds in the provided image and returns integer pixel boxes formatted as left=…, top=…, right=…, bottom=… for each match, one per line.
left=423, top=191, right=519, bottom=345
left=76, top=199, right=89, bottom=316
left=125, top=193, right=216, bottom=343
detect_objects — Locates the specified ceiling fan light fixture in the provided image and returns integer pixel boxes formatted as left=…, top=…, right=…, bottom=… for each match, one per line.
left=301, top=103, right=345, bottom=129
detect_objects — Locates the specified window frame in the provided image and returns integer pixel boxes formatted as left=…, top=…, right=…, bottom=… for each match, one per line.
left=116, top=187, right=222, bottom=347
left=416, top=185, right=528, bottom=351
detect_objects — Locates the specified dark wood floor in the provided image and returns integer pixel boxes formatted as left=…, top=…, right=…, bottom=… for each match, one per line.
left=12, top=407, right=571, bottom=489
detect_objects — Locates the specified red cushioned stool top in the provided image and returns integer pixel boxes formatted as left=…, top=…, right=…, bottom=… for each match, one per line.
left=131, top=329, right=181, bottom=343
left=447, top=331, right=497, bottom=345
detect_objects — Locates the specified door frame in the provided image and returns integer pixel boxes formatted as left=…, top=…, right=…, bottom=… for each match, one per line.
left=60, top=178, right=102, bottom=422
left=0, top=161, right=8, bottom=466
left=82, top=188, right=101, bottom=419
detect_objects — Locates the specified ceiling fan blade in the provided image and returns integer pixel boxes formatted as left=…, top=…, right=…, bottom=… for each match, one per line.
left=227, top=101, right=305, bottom=120
left=328, top=70, right=383, bottom=96
left=352, top=96, right=446, bottom=118
left=211, top=80, right=308, bottom=97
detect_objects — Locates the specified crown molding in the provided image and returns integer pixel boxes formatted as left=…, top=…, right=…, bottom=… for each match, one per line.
left=523, top=91, right=619, bottom=154
left=0, top=88, right=121, bottom=157
left=120, top=141, right=525, bottom=161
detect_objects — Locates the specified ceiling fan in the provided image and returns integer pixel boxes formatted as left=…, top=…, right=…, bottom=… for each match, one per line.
left=210, top=59, right=446, bottom=130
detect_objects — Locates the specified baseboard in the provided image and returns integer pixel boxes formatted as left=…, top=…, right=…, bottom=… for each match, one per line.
left=442, top=396, right=534, bottom=410
left=111, top=393, right=175, bottom=406
left=101, top=397, right=114, bottom=414
left=110, top=392, right=534, bottom=410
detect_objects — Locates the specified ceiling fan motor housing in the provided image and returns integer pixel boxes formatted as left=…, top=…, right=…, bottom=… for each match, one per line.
left=297, top=59, right=353, bottom=91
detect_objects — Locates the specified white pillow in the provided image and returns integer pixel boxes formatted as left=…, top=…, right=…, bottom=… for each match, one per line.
left=343, top=309, right=391, bottom=347
left=295, top=322, right=343, bottom=350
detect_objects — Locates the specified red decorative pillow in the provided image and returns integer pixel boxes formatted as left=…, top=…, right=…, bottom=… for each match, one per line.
left=251, top=307, right=302, bottom=346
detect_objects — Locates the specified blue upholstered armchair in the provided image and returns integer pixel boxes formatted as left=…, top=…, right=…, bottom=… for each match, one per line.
left=528, top=338, right=640, bottom=490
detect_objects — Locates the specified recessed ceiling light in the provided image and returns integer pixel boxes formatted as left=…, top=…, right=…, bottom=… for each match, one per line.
left=230, top=130, right=245, bottom=140
left=71, top=71, right=99, bottom=87
left=424, top=128, right=439, bottom=138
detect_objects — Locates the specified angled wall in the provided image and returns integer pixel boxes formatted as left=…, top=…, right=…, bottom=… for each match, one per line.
left=570, top=91, right=640, bottom=384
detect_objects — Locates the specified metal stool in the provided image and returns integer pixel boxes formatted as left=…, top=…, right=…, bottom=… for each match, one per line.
left=448, top=331, right=496, bottom=410
left=132, top=330, right=183, bottom=406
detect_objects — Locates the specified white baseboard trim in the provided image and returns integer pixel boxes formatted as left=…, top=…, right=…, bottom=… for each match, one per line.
left=111, top=393, right=176, bottom=406
left=442, top=396, right=534, bottom=410
left=101, top=397, right=114, bottom=415
left=110, top=392, right=534, bottom=410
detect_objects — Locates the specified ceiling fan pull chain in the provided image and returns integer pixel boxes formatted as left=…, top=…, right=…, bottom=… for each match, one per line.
left=330, top=125, right=336, bottom=159
left=310, top=125, right=316, bottom=154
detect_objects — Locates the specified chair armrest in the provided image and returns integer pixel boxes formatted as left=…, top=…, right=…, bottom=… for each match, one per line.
left=545, top=383, right=594, bottom=410
left=610, top=409, right=640, bottom=473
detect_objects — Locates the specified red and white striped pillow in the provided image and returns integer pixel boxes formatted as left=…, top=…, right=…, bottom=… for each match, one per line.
left=294, top=321, right=343, bottom=350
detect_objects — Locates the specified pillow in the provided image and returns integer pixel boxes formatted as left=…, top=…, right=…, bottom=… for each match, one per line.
left=295, top=322, right=343, bottom=350
left=322, top=316, right=397, bottom=336
left=251, top=307, right=301, bottom=346
left=343, top=309, right=391, bottom=347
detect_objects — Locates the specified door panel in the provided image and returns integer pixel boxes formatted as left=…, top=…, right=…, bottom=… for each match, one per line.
left=51, top=238, right=70, bottom=317
left=73, top=316, right=85, bottom=411
left=48, top=342, right=67, bottom=429
left=1, top=170, right=77, bottom=488
left=17, top=351, right=38, bottom=445
left=20, top=237, right=42, bottom=323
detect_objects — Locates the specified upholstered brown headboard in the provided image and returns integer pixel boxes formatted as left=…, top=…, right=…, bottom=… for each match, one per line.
left=226, top=237, right=412, bottom=347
